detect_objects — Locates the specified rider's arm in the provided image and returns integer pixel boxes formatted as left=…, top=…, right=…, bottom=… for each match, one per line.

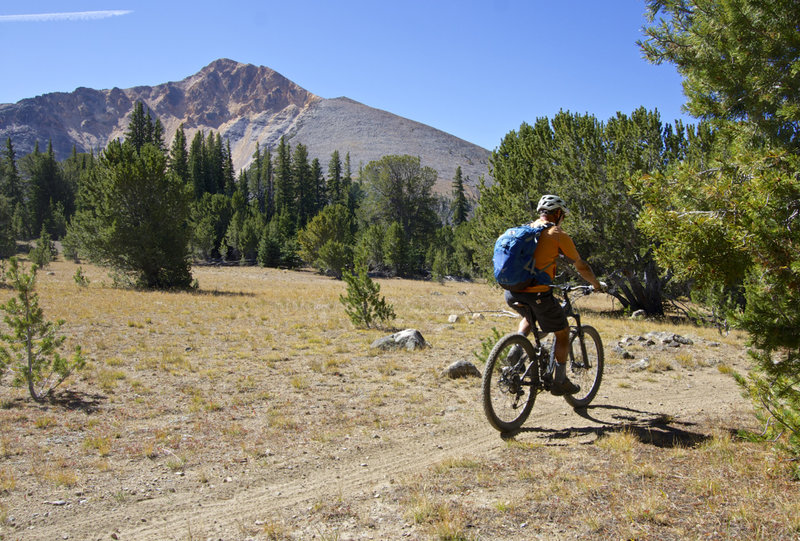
left=556, top=229, right=605, bottom=291
left=574, top=258, right=604, bottom=291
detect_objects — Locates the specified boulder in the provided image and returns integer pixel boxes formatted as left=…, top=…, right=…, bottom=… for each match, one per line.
left=646, top=331, right=693, bottom=346
left=371, top=329, right=428, bottom=351
left=630, top=358, right=651, bottom=372
left=611, top=345, right=635, bottom=360
left=441, top=360, right=481, bottom=379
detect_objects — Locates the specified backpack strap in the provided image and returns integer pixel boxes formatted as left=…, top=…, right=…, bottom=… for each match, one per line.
left=530, top=222, right=555, bottom=277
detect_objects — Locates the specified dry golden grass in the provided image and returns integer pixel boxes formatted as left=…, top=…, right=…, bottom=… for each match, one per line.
left=395, top=426, right=800, bottom=540
left=0, top=258, right=793, bottom=540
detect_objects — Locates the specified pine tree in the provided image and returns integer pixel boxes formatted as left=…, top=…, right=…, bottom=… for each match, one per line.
left=0, top=258, right=85, bottom=401
left=638, top=0, right=800, bottom=455
left=205, top=132, right=223, bottom=194
left=2, top=138, right=23, bottom=210
left=311, top=158, right=325, bottom=214
left=0, top=194, right=14, bottom=258
left=249, top=143, right=265, bottom=212
left=293, top=143, right=313, bottom=228
left=343, top=152, right=352, bottom=187
left=169, top=124, right=190, bottom=184
left=190, top=192, right=233, bottom=260
left=188, top=130, right=206, bottom=199
left=474, top=110, right=685, bottom=314
left=29, top=224, right=55, bottom=268
left=124, top=102, right=165, bottom=154
left=22, top=141, right=67, bottom=237
left=2, top=138, right=27, bottom=240
left=153, top=118, right=166, bottom=152
left=328, top=150, right=342, bottom=204
left=361, top=155, right=440, bottom=275
left=297, top=203, right=353, bottom=277
left=257, top=218, right=282, bottom=267
left=262, top=147, right=274, bottom=221
left=451, top=166, right=469, bottom=225
left=342, top=152, right=353, bottom=209
left=69, top=138, right=193, bottom=289
left=339, top=264, right=395, bottom=329
left=223, top=140, right=235, bottom=195
left=273, top=136, right=295, bottom=226
left=382, top=221, right=410, bottom=277
left=641, top=0, right=800, bottom=149
left=125, top=102, right=149, bottom=153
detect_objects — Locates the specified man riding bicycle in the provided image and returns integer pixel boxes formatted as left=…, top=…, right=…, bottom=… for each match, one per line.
left=505, top=194, right=605, bottom=396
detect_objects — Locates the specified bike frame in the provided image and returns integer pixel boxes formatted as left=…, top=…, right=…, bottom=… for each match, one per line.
left=509, top=284, right=593, bottom=392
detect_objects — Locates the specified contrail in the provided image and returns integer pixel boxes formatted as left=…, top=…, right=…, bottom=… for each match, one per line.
left=0, top=10, right=133, bottom=23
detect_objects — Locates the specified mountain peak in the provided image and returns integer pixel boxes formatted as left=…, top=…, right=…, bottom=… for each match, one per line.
left=204, top=58, right=242, bottom=70
left=0, top=59, right=489, bottom=191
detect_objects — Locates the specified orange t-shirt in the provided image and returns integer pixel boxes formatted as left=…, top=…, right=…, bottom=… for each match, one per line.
left=522, top=218, right=581, bottom=293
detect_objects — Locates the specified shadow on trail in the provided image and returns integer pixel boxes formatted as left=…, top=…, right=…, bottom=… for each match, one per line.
left=1, top=390, right=106, bottom=414
left=502, top=403, right=711, bottom=449
left=45, top=390, right=107, bottom=414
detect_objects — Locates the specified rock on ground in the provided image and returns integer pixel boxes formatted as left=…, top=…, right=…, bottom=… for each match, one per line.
left=441, top=360, right=481, bottom=379
left=371, top=329, right=428, bottom=351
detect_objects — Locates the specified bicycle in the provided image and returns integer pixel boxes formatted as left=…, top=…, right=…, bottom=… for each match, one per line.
left=481, top=284, right=604, bottom=433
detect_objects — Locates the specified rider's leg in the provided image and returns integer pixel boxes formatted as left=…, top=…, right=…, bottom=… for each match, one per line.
left=552, top=326, right=571, bottom=383
left=517, top=316, right=531, bottom=336
left=553, top=326, right=570, bottom=365
left=551, top=324, right=579, bottom=395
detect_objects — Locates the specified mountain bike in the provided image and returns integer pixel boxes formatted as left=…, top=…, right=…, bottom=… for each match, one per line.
left=481, top=284, right=604, bottom=433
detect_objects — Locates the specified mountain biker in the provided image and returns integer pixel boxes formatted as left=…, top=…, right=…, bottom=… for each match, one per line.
left=505, top=194, right=605, bottom=396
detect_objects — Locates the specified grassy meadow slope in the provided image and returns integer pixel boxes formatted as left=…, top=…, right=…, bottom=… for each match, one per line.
left=0, top=260, right=797, bottom=540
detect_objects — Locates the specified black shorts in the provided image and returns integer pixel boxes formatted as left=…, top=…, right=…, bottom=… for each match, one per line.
left=505, top=289, right=568, bottom=333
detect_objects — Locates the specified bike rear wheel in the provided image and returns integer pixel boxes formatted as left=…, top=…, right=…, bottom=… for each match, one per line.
left=564, top=325, right=604, bottom=408
left=481, top=333, right=538, bottom=432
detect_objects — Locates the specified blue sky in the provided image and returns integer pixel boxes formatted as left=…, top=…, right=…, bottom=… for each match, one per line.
left=0, top=1, right=690, bottom=151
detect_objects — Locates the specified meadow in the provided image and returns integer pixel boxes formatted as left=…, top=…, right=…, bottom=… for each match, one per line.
left=0, top=259, right=797, bottom=540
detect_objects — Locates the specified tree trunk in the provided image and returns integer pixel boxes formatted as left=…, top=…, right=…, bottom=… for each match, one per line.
left=609, top=261, right=667, bottom=316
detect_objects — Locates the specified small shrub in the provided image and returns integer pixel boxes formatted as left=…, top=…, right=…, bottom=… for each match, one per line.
left=73, top=266, right=90, bottom=287
left=431, top=250, right=449, bottom=284
left=339, top=264, right=395, bottom=329
left=29, top=226, right=56, bottom=268
left=0, top=258, right=85, bottom=401
left=473, top=327, right=503, bottom=365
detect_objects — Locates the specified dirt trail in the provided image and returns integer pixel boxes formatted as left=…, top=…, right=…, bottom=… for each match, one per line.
left=22, top=354, right=751, bottom=541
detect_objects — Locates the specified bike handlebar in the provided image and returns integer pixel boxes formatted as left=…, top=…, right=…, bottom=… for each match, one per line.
left=554, top=283, right=595, bottom=295
left=555, top=280, right=612, bottom=296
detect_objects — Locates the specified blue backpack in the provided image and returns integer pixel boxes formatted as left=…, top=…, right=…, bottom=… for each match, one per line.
left=492, top=223, right=554, bottom=291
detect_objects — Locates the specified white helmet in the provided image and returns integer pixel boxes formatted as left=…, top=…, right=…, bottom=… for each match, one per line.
left=536, top=194, right=569, bottom=215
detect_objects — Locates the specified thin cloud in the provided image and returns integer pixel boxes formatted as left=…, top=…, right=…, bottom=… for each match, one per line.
left=0, top=10, right=133, bottom=23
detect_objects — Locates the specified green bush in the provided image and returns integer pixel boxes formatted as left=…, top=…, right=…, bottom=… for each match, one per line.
left=473, top=327, right=503, bottom=365
left=0, top=258, right=85, bottom=401
left=339, top=264, right=395, bottom=329
left=29, top=226, right=56, bottom=268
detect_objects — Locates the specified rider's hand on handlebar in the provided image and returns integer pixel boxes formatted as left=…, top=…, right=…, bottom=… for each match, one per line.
left=594, top=281, right=608, bottom=294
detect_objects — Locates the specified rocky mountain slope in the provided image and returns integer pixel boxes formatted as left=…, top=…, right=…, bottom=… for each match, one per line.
left=0, top=59, right=490, bottom=192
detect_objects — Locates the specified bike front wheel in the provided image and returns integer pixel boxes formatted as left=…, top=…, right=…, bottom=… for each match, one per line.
left=481, top=333, right=538, bottom=433
left=564, top=325, right=604, bottom=408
